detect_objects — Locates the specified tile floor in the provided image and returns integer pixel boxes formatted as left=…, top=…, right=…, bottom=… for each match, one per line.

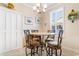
left=0, top=47, right=79, bottom=56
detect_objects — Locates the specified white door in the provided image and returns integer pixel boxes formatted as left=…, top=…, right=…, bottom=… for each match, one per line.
left=0, top=8, right=6, bottom=53
left=0, top=7, right=23, bottom=53
left=16, top=14, right=23, bottom=48
left=5, top=12, right=12, bottom=51
left=11, top=12, right=17, bottom=50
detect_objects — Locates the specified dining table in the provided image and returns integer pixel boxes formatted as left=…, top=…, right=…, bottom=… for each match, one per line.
left=30, top=32, right=55, bottom=35
left=30, top=32, right=56, bottom=40
left=29, top=32, right=56, bottom=43
left=29, top=32, right=56, bottom=55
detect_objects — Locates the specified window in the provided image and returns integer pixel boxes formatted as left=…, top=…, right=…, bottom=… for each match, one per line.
left=50, top=7, right=64, bottom=34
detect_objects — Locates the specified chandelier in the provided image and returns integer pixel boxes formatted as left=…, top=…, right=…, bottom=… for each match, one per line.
left=33, top=3, right=47, bottom=14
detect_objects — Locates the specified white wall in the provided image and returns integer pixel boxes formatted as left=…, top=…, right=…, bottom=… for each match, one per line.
left=42, top=3, right=79, bottom=53
left=14, top=3, right=41, bottom=31
left=63, top=3, right=79, bottom=52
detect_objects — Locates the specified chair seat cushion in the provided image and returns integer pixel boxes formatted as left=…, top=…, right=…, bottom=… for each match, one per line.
left=48, top=41, right=58, bottom=46
left=31, top=40, right=40, bottom=46
left=47, top=38, right=54, bottom=41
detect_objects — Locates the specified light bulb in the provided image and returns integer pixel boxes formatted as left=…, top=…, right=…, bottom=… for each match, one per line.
left=33, top=6, right=37, bottom=10
left=37, top=9, right=40, bottom=12
left=43, top=8, right=46, bottom=12
left=43, top=4, right=47, bottom=8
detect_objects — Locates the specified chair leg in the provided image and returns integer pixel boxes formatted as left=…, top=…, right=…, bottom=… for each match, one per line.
left=25, top=47, right=27, bottom=56
left=31, top=49, right=33, bottom=56
left=36, top=46, right=38, bottom=54
left=46, top=47, right=48, bottom=56
left=48, top=47, right=50, bottom=56
left=41, top=46, right=43, bottom=56
left=55, top=49, right=57, bottom=56
left=33, top=48, right=35, bottom=56
left=31, top=48, right=35, bottom=56
left=60, top=48, right=62, bottom=56
left=51, top=49, right=53, bottom=56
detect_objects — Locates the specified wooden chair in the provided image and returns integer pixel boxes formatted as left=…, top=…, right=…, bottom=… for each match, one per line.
left=31, top=30, right=46, bottom=55
left=44, top=30, right=55, bottom=55
left=24, top=30, right=38, bottom=56
left=24, top=30, right=42, bottom=56
left=31, top=30, right=44, bottom=55
left=31, top=30, right=41, bottom=46
left=31, top=30, right=39, bottom=41
left=31, top=30, right=38, bottom=33
left=47, top=30, right=55, bottom=40
left=46, top=30, right=63, bottom=56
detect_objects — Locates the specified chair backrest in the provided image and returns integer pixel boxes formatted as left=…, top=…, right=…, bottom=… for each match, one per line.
left=31, top=30, right=38, bottom=33
left=24, top=30, right=30, bottom=35
left=24, top=30, right=30, bottom=44
left=57, top=29, right=63, bottom=46
left=48, top=30, right=55, bottom=39
left=48, top=30, right=53, bottom=33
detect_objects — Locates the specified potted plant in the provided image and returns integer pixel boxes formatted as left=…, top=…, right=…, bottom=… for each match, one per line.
left=68, top=9, right=78, bottom=23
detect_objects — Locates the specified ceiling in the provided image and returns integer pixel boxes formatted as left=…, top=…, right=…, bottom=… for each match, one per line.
left=23, top=3, right=56, bottom=10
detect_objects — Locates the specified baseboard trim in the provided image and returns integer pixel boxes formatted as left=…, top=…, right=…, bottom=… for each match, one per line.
left=63, top=46, right=79, bottom=54
left=0, top=47, right=22, bottom=54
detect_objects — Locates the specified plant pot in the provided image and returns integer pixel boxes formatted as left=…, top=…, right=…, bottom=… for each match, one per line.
left=72, top=20, right=74, bottom=23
